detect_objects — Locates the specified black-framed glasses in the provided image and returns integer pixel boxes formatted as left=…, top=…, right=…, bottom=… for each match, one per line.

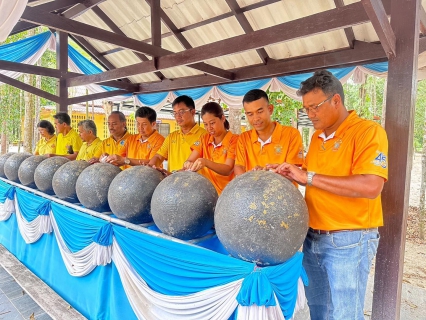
left=172, top=109, right=192, bottom=117
left=302, top=95, right=334, bottom=114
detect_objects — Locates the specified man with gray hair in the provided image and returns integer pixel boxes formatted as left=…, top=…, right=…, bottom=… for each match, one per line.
left=76, top=119, right=102, bottom=161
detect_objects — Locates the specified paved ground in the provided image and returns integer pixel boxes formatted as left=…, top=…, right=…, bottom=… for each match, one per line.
left=0, top=246, right=85, bottom=320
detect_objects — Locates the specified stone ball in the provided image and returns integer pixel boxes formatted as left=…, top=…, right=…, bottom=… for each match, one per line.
left=52, top=161, right=91, bottom=202
left=0, top=152, right=15, bottom=178
left=34, top=157, right=70, bottom=194
left=76, top=163, right=121, bottom=212
left=4, top=153, right=32, bottom=182
left=151, top=171, right=218, bottom=240
left=214, top=171, right=309, bottom=266
left=18, top=155, right=48, bottom=187
left=108, top=166, right=164, bottom=224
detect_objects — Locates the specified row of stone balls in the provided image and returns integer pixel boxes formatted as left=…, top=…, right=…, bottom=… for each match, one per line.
left=0, top=152, right=309, bottom=266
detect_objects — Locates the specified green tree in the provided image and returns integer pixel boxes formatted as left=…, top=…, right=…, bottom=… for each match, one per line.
left=267, top=89, right=302, bottom=126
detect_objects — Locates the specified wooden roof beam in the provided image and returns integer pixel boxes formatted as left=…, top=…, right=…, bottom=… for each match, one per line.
left=225, top=0, right=272, bottom=64
left=334, top=0, right=356, bottom=48
left=419, top=5, right=426, bottom=35
left=61, top=0, right=106, bottom=19
left=68, top=1, right=377, bottom=87
left=68, top=89, right=130, bottom=104
left=361, top=0, right=396, bottom=58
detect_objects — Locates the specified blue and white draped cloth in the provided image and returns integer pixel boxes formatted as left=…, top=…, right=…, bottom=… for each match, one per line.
left=1, top=31, right=394, bottom=110
left=0, top=178, right=308, bottom=320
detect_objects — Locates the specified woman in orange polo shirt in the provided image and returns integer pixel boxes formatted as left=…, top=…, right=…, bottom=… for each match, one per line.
left=183, top=102, right=238, bottom=195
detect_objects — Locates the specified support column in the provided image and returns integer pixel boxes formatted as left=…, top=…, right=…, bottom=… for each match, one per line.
left=56, top=31, right=68, bottom=113
left=228, top=108, right=242, bottom=134
left=372, top=0, right=420, bottom=319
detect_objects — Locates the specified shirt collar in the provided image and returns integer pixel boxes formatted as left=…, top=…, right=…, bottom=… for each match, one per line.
left=208, top=131, right=232, bottom=148
left=139, top=130, right=158, bottom=143
left=181, top=124, right=201, bottom=136
left=250, top=122, right=282, bottom=144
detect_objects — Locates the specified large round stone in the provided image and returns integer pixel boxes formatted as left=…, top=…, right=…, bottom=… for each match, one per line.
left=52, top=161, right=91, bottom=202
left=151, top=171, right=218, bottom=240
left=0, top=153, right=15, bottom=178
left=34, top=157, right=70, bottom=194
left=215, top=171, right=309, bottom=266
left=18, top=155, right=48, bottom=187
left=4, top=153, right=32, bottom=182
left=108, top=166, right=164, bottom=224
left=76, top=163, right=121, bottom=212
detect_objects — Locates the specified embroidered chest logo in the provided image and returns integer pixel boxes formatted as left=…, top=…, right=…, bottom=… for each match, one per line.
left=120, top=140, right=125, bottom=146
left=332, top=139, right=342, bottom=151
left=274, top=145, right=283, bottom=154
left=147, top=144, right=152, bottom=150
left=373, top=151, right=387, bottom=168
left=193, top=141, right=200, bottom=146
left=222, top=148, right=227, bottom=155
left=298, top=148, right=304, bottom=159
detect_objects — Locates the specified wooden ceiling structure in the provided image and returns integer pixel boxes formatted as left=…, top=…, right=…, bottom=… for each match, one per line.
left=0, top=0, right=423, bottom=319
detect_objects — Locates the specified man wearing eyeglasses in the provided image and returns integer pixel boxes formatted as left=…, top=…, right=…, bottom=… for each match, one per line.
left=234, top=89, right=303, bottom=177
left=273, top=70, right=388, bottom=320
left=149, top=95, right=206, bottom=172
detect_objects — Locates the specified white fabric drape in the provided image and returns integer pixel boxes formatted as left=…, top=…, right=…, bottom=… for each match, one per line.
left=50, top=211, right=112, bottom=277
left=14, top=197, right=52, bottom=244
left=0, top=0, right=28, bottom=42
left=0, top=198, right=15, bottom=221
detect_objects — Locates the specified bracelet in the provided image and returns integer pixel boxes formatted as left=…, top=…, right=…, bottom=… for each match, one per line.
left=139, top=159, right=142, bottom=165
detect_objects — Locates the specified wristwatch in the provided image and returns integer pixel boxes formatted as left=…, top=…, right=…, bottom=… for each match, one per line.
left=307, top=171, right=316, bottom=186
left=124, top=158, right=130, bottom=165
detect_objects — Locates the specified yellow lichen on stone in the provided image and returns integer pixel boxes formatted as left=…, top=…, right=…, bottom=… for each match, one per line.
left=249, top=202, right=257, bottom=210
left=248, top=215, right=254, bottom=222
left=183, top=182, right=189, bottom=187
left=294, top=213, right=300, bottom=217
left=261, top=201, right=270, bottom=209
left=257, top=220, right=266, bottom=226
left=263, top=209, right=267, bottom=215
left=281, top=221, right=289, bottom=229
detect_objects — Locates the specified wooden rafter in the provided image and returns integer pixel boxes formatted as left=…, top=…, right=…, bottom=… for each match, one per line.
left=225, top=0, right=272, bottom=64
left=68, top=89, right=130, bottom=105
left=419, top=5, right=426, bottom=35
left=334, top=0, right=356, bottom=48
left=361, top=0, right=396, bottom=57
left=67, top=1, right=377, bottom=87
left=137, top=41, right=388, bottom=93
left=61, top=0, right=106, bottom=19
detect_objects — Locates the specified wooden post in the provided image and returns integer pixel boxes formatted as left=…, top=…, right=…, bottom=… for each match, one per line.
left=372, top=0, right=420, bottom=319
left=56, top=31, right=68, bottom=113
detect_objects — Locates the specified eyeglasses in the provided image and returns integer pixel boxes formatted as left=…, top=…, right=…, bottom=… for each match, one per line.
left=172, top=109, right=192, bottom=117
left=302, top=95, right=334, bottom=114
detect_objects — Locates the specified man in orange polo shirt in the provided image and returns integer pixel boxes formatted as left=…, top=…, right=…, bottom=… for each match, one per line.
left=106, top=107, right=164, bottom=167
left=274, top=70, right=388, bottom=320
left=234, top=89, right=303, bottom=176
left=89, top=111, right=130, bottom=164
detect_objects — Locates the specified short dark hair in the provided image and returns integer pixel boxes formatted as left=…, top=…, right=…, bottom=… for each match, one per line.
left=242, top=89, right=269, bottom=104
left=53, top=112, right=71, bottom=126
left=135, top=107, right=157, bottom=123
left=297, top=70, right=345, bottom=104
left=110, top=111, right=126, bottom=122
left=172, top=95, right=195, bottom=109
left=201, top=102, right=230, bottom=130
left=37, top=120, right=55, bottom=135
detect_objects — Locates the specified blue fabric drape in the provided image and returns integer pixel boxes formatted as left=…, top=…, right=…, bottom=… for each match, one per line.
left=218, top=79, right=270, bottom=96
left=0, top=180, right=14, bottom=203
left=137, top=92, right=169, bottom=106
left=362, top=62, right=388, bottom=73
left=0, top=31, right=51, bottom=62
left=92, top=223, right=114, bottom=246
left=174, top=87, right=213, bottom=100
left=51, top=201, right=109, bottom=252
left=15, top=189, right=50, bottom=222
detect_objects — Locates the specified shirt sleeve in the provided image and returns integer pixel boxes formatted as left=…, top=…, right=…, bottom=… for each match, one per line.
left=34, top=139, right=41, bottom=154
left=94, top=141, right=105, bottom=158
left=150, top=135, right=165, bottom=157
left=156, top=135, right=170, bottom=160
left=227, top=135, right=238, bottom=160
left=285, top=128, right=304, bottom=166
left=191, top=133, right=207, bottom=154
left=72, top=135, right=83, bottom=153
left=352, top=124, right=388, bottom=180
left=235, top=134, right=247, bottom=168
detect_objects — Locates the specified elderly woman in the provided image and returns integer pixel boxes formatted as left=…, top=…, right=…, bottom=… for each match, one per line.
left=34, top=120, right=56, bottom=155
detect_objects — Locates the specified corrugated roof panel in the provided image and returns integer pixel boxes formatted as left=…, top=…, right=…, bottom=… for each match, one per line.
left=161, top=66, right=204, bottom=79
left=205, top=50, right=263, bottom=70
left=352, top=22, right=380, bottom=42
left=161, top=0, right=231, bottom=29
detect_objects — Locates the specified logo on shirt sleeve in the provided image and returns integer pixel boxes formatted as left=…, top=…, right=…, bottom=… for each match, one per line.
left=373, top=151, right=387, bottom=168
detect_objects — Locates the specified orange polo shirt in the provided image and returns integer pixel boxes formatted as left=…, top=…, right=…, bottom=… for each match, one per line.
left=235, top=122, right=303, bottom=170
left=156, top=124, right=206, bottom=172
left=303, top=111, right=388, bottom=230
left=95, top=131, right=130, bottom=158
left=120, top=131, right=165, bottom=168
left=191, top=131, right=238, bottom=194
